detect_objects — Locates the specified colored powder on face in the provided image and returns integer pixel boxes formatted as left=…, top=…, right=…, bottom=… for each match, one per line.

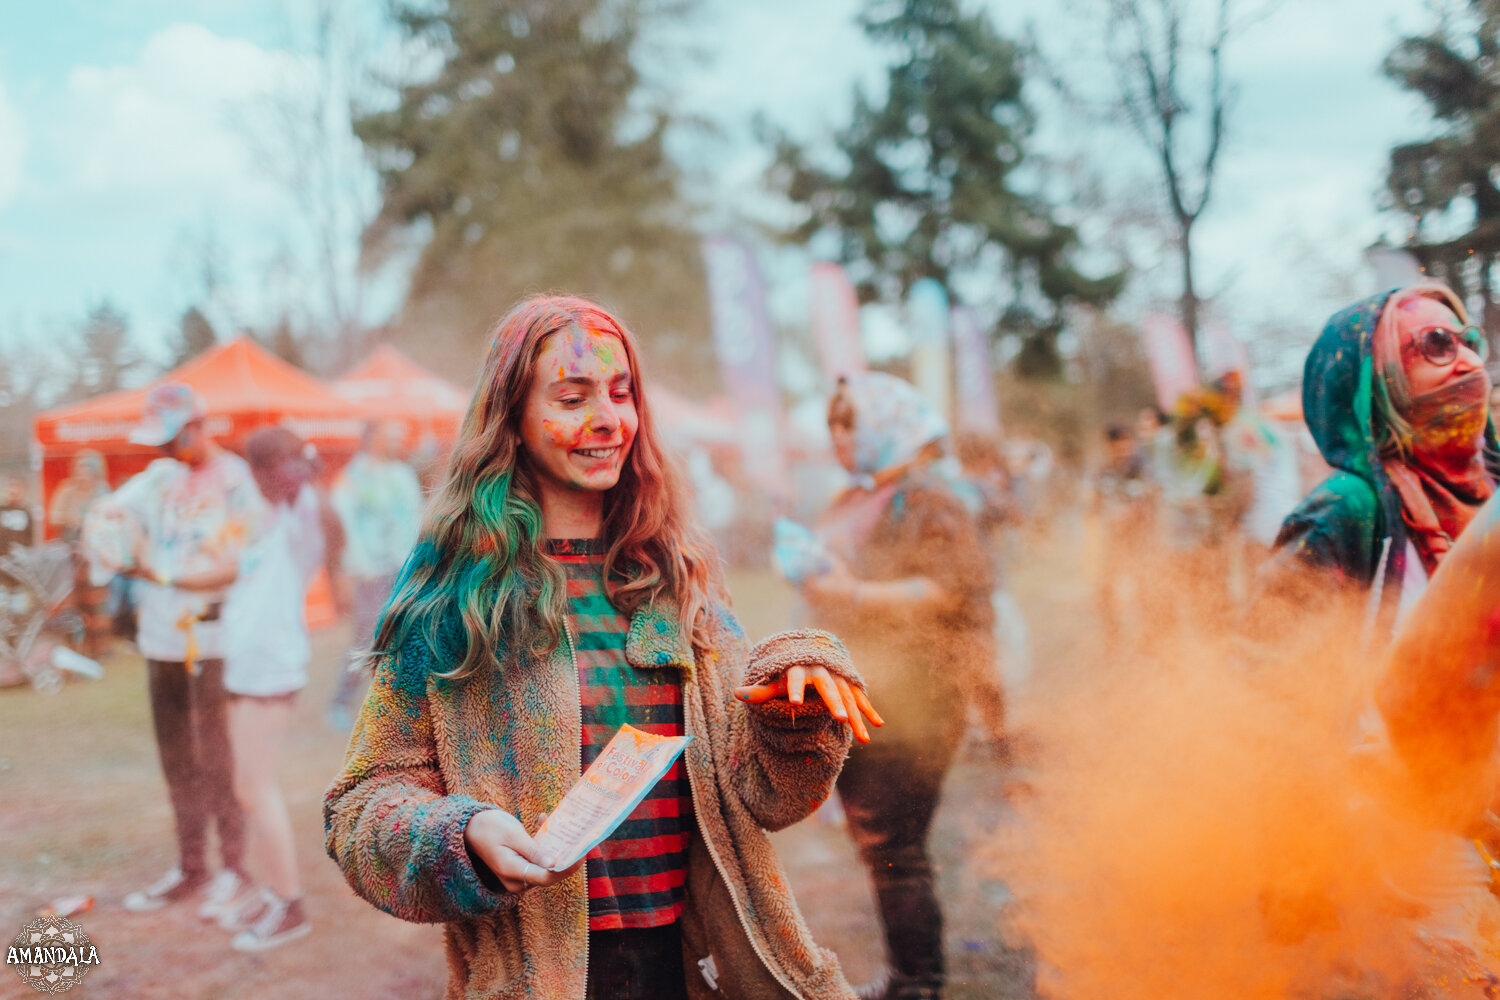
left=589, top=334, right=620, bottom=369
left=540, top=418, right=584, bottom=449
left=565, top=324, right=590, bottom=359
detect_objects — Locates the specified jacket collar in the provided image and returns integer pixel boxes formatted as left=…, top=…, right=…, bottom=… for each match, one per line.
left=625, top=597, right=695, bottom=676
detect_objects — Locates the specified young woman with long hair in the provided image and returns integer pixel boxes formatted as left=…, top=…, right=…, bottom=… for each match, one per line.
left=213, top=427, right=342, bottom=950
left=325, top=295, right=881, bottom=1000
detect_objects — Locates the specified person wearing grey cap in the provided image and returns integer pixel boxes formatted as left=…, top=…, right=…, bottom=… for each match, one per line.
left=82, top=382, right=267, bottom=916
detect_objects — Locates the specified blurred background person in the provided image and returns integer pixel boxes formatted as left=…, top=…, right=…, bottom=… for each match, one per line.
left=1136, top=406, right=1175, bottom=486
left=1156, top=392, right=1242, bottom=631
left=954, top=428, right=1024, bottom=749
left=325, top=419, right=423, bottom=730
left=685, top=445, right=737, bottom=559
left=1213, top=371, right=1303, bottom=593
left=46, top=450, right=108, bottom=543
left=82, top=383, right=266, bottom=915
left=214, top=427, right=342, bottom=951
left=0, top=477, right=35, bottom=656
left=0, top=476, right=34, bottom=557
left=796, top=372, right=995, bottom=1000
left=1088, top=422, right=1155, bottom=643
left=47, top=449, right=113, bottom=656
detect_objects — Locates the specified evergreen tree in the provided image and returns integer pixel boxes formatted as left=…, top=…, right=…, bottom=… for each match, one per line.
left=168, top=306, right=218, bottom=368
left=68, top=302, right=144, bottom=401
left=356, top=0, right=710, bottom=381
left=266, top=318, right=307, bottom=370
left=1384, top=0, right=1500, bottom=339
left=765, top=0, right=1124, bottom=377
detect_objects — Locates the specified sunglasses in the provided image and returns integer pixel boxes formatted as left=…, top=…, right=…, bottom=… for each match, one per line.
left=1408, top=324, right=1489, bottom=366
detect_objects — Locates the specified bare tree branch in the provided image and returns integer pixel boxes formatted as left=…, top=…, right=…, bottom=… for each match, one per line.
left=1096, top=0, right=1253, bottom=348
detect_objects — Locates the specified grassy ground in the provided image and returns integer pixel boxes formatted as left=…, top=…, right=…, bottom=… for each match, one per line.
left=0, top=533, right=1080, bottom=999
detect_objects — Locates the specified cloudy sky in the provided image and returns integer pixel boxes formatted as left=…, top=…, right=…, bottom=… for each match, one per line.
left=0, top=0, right=1441, bottom=385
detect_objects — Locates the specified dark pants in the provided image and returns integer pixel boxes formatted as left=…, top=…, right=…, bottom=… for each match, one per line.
left=586, top=924, right=686, bottom=1000
left=147, top=658, right=244, bottom=881
left=837, top=729, right=962, bottom=983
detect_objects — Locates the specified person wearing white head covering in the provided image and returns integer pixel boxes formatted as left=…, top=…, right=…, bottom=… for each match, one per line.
left=795, top=373, right=996, bottom=1000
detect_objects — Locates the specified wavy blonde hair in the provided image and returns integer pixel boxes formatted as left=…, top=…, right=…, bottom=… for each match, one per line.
left=373, top=295, right=724, bottom=679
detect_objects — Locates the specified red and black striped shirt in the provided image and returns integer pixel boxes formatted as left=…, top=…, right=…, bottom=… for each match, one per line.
left=547, top=538, right=691, bottom=931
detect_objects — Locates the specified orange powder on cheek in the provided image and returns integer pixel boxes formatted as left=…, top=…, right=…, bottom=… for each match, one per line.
left=539, top=418, right=585, bottom=450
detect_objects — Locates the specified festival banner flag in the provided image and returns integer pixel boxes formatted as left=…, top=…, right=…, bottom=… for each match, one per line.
left=700, top=235, right=786, bottom=488
left=809, top=261, right=866, bottom=383
left=908, top=278, right=951, bottom=423
left=950, top=305, right=1000, bottom=433
left=1141, top=313, right=1199, bottom=412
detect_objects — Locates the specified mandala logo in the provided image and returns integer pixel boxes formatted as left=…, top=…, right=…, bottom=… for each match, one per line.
left=7, top=915, right=100, bottom=994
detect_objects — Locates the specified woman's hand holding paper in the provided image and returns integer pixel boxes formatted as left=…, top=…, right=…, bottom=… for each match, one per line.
left=463, top=809, right=584, bottom=895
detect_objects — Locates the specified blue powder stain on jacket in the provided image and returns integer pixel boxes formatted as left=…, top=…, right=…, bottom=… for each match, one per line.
left=720, top=608, right=745, bottom=639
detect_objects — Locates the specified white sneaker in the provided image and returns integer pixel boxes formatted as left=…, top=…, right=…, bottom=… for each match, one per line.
left=216, top=885, right=270, bottom=932
left=231, top=891, right=309, bottom=952
left=195, top=869, right=248, bottom=922
left=123, top=868, right=207, bottom=912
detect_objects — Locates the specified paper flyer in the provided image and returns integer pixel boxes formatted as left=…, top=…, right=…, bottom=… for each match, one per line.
left=534, top=723, right=691, bottom=871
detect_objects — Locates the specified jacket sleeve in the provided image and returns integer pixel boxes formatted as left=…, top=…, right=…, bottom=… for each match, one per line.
left=1257, top=473, right=1380, bottom=603
left=323, top=629, right=515, bottom=924
left=1243, top=473, right=1379, bottom=658
left=717, top=612, right=860, bottom=832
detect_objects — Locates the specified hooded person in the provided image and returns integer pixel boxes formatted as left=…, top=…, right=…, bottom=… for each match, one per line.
left=1240, top=291, right=1500, bottom=992
left=1260, top=283, right=1499, bottom=635
left=798, top=372, right=996, bottom=1000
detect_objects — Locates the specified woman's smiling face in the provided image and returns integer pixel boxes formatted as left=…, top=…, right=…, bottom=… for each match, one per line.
left=519, top=326, right=638, bottom=496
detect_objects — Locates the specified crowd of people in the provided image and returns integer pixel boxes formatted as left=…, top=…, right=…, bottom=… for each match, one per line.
left=1086, top=370, right=1310, bottom=646
left=20, top=385, right=427, bottom=952
left=7, top=278, right=1500, bottom=998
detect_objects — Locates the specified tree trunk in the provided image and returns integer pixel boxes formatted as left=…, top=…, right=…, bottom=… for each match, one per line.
left=1179, top=216, right=1200, bottom=357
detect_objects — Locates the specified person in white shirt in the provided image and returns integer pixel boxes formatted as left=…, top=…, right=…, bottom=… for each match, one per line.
left=83, top=383, right=266, bottom=915
left=216, top=427, right=341, bottom=951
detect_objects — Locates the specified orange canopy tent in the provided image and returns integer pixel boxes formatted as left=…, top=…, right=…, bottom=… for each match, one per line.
left=34, top=336, right=366, bottom=536
left=34, top=337, right=366, bottom=627
left=331, top=344, right=470, bottom=453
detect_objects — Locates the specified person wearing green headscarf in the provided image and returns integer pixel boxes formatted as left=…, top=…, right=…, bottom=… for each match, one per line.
left=1261, top=283, right=1500, bottom=634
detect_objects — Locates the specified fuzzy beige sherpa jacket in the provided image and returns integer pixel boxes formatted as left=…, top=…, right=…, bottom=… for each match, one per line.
left=324, top=595, right=862, bottom=1000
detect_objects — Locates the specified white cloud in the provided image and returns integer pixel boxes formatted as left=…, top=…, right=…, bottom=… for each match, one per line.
left=0, top=77, right=25, bottom=209
left=42, top=23, right=302, bottom=209
left=0, top=21, right=392, bottom=348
